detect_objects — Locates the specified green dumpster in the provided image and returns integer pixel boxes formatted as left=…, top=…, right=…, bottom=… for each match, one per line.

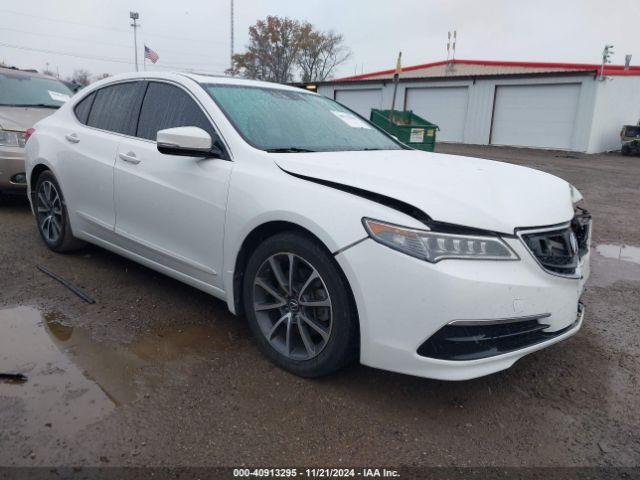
left=370, top=109, right=439, bottom=152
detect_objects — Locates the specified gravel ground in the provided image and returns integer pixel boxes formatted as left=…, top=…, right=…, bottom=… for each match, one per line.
left=0, top=144, right=639, bottom=469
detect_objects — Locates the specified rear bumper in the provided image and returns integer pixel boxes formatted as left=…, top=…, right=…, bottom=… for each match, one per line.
left=335, top=236, right=589, bottom=381
left=0, top=146, right=27, bottom=191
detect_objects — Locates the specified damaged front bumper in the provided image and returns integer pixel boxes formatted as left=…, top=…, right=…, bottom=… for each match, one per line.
left=335, top=231, right=589, bottom=381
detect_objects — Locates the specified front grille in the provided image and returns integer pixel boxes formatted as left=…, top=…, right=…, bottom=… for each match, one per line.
left=417, top=311, right=581, bottom=361
left=519, top=210, right=591, bottom=277
left=572, top=208, right=591, bottom=259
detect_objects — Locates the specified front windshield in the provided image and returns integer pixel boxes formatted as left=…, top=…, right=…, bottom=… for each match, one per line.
left=623, top=126, right=640, bottom=137
left=0, top=72, right=73, bottom=108
left=203, top=84, right=402, bottom=152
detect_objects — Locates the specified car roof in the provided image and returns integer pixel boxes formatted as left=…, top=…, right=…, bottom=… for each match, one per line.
left=180, top=72, right=303, bottom=91
left=0, top=66, right=58, bottom=80
left=84, top=71, right=310, bottom=94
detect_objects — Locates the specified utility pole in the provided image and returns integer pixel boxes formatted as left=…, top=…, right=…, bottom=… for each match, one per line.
left=130, top=11, right=140, bottom=72
left=446, top=30, right=457, bottom=73
left=230, top=0, right=234, bottom=72
left=600, top=44, right=614, bottom=80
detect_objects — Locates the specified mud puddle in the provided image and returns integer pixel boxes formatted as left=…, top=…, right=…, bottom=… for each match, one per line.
left=0, top=306, right=240, bottom=438
left=589, top=244, right=640, bottom=287
left=595, top=244, right=640, bottom=265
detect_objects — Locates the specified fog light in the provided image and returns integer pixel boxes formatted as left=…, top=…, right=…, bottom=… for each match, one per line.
left=10, top=173, right=27, bottom=185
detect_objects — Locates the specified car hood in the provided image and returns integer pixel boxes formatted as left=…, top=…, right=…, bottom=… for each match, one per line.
left=0, top=107, right=57, bottom=132
left=273, top=150, right=574, bottom=234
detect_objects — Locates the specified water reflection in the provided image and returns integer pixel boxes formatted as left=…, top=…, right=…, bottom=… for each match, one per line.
left=0, top=305, right=237, bottom=438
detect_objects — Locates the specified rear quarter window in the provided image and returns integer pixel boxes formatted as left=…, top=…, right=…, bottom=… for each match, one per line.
left=73, top=92, right=96, bottom=125
left=87, top=82, right=146, bottom=135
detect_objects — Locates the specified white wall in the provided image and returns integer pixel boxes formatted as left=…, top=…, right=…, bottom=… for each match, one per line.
left=319, top=74, right=605, bottom=152
left=587, top=76, right=640, bottom=153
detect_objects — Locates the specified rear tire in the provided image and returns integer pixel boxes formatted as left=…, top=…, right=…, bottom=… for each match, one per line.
left=242, top=232, right=358, bottom=377
left=621, top=145, right=631, bottom=156
left=34, top=171, right=84, bottom=253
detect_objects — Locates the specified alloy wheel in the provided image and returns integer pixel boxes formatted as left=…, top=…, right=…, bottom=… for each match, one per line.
left=36, top=180, right=63, bottom=244
left=253, top=253, right=333, bottom=361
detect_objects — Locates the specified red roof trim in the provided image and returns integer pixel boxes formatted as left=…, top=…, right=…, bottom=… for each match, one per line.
left=335, top=59, right=640, bottom=81
left=337, top=60, right=449, bottom=81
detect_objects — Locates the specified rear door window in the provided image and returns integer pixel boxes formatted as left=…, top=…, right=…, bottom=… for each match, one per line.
left=87, top=82, right=146, bottom=135
left=136, top=82, right=216, bottom=141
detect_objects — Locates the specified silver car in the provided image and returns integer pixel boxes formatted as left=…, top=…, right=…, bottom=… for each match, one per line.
left=0, top=67, right=73, bottom=194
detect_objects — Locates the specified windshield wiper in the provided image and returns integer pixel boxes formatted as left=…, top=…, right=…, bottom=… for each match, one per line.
left=0, top=103, right=60, bottom=109
left=265, top=147, right=316, bottom=153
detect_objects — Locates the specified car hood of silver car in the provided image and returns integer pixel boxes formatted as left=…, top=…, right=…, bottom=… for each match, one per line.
left=0, top=106, right=57, bottom=132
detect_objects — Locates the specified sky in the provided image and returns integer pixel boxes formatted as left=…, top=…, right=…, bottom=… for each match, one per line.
left=1, top=0, right=639, bottom=81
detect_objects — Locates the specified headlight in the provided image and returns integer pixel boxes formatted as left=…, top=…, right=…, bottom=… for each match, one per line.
left=0, top=129, right=26, bottom=148
left=363, top=218, right=519, bottom=263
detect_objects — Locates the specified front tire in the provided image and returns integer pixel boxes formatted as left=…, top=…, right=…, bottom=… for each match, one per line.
left=242, top=232, right=358, bottom=377
left=34, top=171, right=84, bottom=252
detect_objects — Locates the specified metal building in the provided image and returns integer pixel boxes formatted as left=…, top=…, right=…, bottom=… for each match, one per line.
left=316, top=59, right=640, bottom=153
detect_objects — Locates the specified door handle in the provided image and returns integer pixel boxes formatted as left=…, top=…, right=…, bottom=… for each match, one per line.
left=65, top=133, right=80, bottom=144
left=118, top=152, right=141, bottom=165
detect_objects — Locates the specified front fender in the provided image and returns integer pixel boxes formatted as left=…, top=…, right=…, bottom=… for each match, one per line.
left=221, top=161, right=426, bottom=314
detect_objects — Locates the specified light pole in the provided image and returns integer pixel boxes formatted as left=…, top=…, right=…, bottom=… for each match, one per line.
left=230, top=0, right=234, bottom=72
left=130, top=11, right=140, bottom=72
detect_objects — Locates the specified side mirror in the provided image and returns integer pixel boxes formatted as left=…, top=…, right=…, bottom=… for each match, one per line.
left=157, top=126, right=224, bottom=158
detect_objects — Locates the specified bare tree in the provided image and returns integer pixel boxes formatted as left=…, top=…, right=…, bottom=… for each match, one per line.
left=297, top=24, right=350, bottom=82
left=229, top=16, right=351, bottom=83
left=232, top=16, right=339, bottom=83
left=67, top=69, right=92, bottom=87
left=228, top=16, right=302, bottom=82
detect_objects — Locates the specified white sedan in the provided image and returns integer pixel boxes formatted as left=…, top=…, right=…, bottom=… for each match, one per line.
left=24, top=72, right=591, bottom=380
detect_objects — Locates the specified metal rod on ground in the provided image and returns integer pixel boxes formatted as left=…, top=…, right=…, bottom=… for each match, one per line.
left=0, top=373, right=27, bottom=383
left=37, top=265, right=96, bottom=304
left=389, top=52, right=402, bottom=122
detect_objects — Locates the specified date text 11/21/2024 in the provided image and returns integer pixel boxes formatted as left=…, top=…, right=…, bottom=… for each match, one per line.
left=232, top=468, right=401, bottom=478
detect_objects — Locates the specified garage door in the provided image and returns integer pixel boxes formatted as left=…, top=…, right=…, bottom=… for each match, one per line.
left=405, top=87, right=469, bottom=142
left=491, top=84, right=581, bottom=150
left=334, top=89, right=382, bottom=118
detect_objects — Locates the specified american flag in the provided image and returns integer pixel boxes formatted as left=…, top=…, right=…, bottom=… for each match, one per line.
left=144, top=45, right=159, bottom=64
